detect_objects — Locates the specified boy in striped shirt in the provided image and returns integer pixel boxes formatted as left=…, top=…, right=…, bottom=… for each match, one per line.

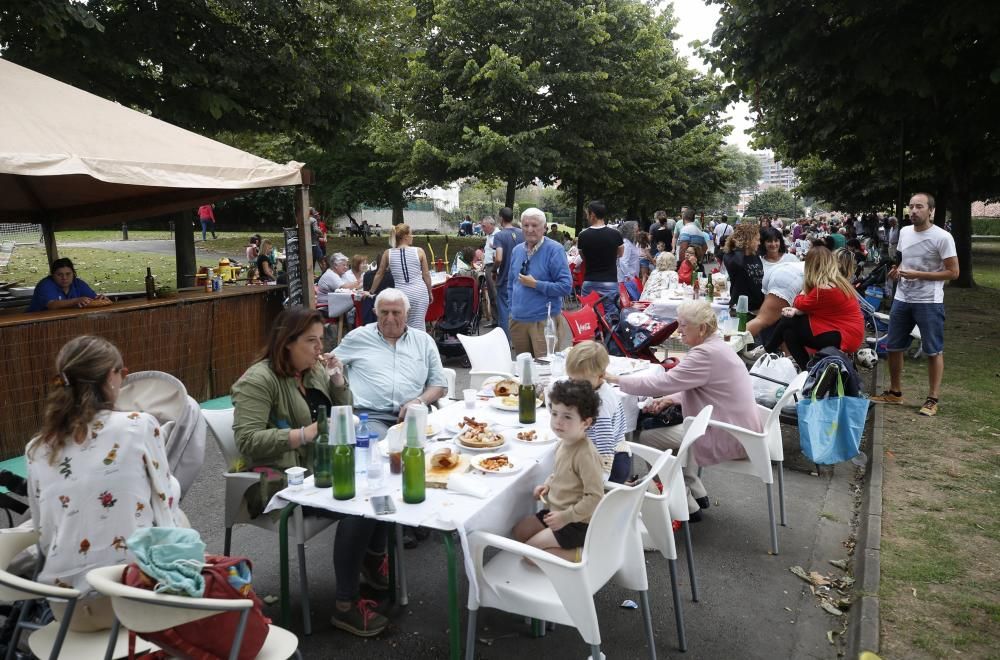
left=565, top=341, right=631, bottom=483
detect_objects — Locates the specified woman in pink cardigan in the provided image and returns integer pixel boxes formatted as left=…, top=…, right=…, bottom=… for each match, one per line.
left=606, top=300, right=762, bottom=521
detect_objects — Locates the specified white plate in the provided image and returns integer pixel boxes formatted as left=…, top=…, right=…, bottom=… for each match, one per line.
left=452, top=431, right=507, bottom=452
left=488, top=396, right=543, bottom=412
left=471, top=453, right=523, bottom=474
left=626, top=311, right=651, bottom=326
left=507, top=428, right=555, bottom=445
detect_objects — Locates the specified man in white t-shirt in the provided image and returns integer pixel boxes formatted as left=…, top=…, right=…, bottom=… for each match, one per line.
left=713, top=216, right=734, bottom=258
left=480, top=216, right=498, bottom=325
left=871, top=193, right=959, bottom=416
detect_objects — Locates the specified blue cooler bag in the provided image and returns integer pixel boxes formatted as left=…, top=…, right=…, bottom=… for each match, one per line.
left=797, top=373, right=869, bottom=464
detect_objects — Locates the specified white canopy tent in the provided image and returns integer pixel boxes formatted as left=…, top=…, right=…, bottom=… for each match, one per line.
left=0, top=58, right=314, bottom=303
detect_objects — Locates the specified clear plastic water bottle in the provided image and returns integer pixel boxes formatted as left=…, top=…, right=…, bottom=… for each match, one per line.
left=355, top=414, right=370, bottom=475
left=366, top=433, right=384, bottom=490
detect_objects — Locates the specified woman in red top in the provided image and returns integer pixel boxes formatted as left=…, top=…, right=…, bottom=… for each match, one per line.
left=677, top=245, right=706, bottom=285
left=762, top=246, right=863, bottom=369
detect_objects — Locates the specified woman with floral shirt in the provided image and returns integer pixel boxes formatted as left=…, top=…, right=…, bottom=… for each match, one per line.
left=27, top=336, right=179, bottom=631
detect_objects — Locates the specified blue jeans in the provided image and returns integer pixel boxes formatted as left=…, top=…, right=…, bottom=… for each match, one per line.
left=496, top=276, right=512, bottom=337
left=582, top=281, right=620, bottom=321
left=200, top=220, right=215, bottom=240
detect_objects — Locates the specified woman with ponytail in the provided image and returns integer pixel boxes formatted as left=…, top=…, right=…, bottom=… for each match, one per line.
left=369, top=223, right=432, bottom=329
left=27, top=336, right=180, bottom=631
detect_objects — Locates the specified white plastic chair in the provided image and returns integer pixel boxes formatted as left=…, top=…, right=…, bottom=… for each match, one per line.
left=441, top=367, right=457, bottom=400
left=704, top=371, right=808, bottom=554
left=465, top=449, right=673, bottom=660
left=201, top=408, right=336, bottom=635
left=457, top=328, right=514, bottom=390
left=0, top=529, right=151, bottom=660
left=86, top=565, right=300, bottom=660
left=611, top=405, right=713, bottom=652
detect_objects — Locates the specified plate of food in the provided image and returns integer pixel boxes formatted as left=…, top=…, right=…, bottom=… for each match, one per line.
left=425, top=448, right=470, bottom=487
left=471, top=453, right=521, bottom=474
left=488, top=394, right=544, bottom=412
left=452, top=417, right=506, bottom=451
left=508, top=428, right=555, bottom=444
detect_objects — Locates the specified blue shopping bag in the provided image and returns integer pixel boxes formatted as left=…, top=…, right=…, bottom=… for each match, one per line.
left=797, top=373, right=869, bottom=465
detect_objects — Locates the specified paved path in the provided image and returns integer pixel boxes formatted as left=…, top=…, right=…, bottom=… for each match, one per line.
left=181, top=365, right=857, bottom=659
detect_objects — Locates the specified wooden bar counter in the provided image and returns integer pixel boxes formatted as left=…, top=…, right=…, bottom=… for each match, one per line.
left=0, top=285, right=285, bottom=458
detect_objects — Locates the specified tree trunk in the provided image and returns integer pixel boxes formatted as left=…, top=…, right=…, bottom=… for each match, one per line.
left=505, top=178, right=517, bottom=209
left=391, top=196, right=405, bottom=226
left=575, top=183, right=585, bottom=235
left=948, top=169, right=975, bottom=288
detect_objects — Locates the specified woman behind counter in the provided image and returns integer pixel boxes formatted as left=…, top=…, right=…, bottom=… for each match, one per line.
left=231, top=307, right=391, bottom=637
left=27, top=336, right=180, bottom=631
left=27, top=258, right=110, bottom=312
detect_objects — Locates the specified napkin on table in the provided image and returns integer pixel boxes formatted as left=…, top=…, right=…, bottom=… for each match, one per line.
left=447, top=474, right=490, bottom=499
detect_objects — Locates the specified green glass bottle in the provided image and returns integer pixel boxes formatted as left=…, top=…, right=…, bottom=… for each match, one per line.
left=401, top=416, right=425, bottom=504
left=737, top=310, right=749, bottom=332
left=518, top=383, right=536, bottom=424
left=312, top=406, right=332, bottom=489
left=332, top=407, right=355, bottom=500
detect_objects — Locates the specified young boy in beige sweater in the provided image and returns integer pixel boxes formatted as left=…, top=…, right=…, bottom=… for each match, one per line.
left=512, top=379, right=606, bottom=561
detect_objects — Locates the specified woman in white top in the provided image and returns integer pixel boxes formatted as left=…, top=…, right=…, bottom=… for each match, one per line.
left=758, top=226, right=799, bottom=279
left=640, top=251, right=679, bottom=300
left=27, top=336, right=180, bottom=631
left=370, top=224, right=432, bottom=330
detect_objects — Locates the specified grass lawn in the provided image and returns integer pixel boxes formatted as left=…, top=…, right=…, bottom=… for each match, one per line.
left=2, top=231, right=488, bottom=293
left=878, top=242, right=1000, bottom=659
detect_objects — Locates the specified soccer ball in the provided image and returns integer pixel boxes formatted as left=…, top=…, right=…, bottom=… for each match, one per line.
left=855, top=347, right=878, bottom=370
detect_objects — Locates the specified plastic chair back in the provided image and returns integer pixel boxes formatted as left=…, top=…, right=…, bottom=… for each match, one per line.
left=202, top=408, right=240, bottom=470
left=0, top=529, right=80, bottom=603
left=457, top=327, right=514, bottom=374
left=562, top=305, right=599, bottom=344
left=582, top=449, right=671, bottom=589
left=86, top=565, right=250, bottom=633
left=764, top=371, right=808, bottom=433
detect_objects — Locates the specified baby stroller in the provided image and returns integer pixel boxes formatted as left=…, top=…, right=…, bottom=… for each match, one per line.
left=570, top=292, right=678, bottom=369
left=434, top=275, right=482, bottom=361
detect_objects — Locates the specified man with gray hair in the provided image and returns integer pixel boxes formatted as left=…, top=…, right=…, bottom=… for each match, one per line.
left=506, top=208, right=572, bottom=356
left=317, top=252, right=360, bottom=315
left=334, top=288, right=447, bottom=437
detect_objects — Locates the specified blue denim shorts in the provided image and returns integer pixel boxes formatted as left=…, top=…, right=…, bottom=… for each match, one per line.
left=887, top=300, right=945, bottom=356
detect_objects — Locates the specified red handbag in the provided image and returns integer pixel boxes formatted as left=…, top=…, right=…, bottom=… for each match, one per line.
left=123, top=555, right=271, bottom=660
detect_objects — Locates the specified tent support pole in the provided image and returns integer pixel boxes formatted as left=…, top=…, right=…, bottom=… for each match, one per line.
left=294, top=184, right=315, bottom=309
left=175, top=210, right=197, bottom=290
left=41, top=218, right=59, bottom=263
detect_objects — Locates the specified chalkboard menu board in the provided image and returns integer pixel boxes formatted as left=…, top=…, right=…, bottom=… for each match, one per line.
left=283, top=227, right=303, bottom=307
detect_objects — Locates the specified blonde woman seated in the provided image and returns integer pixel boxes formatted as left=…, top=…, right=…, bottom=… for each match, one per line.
left=640, top=252, right=679, bottom=301
left=605, top=300, right=761, bottom=520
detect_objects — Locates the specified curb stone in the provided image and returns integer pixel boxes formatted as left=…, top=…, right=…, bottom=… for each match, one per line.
left=847, top=367, right=884, bottom=658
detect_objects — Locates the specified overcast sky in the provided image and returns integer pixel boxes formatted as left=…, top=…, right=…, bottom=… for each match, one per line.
left=669, top=0, right=757, bottom=153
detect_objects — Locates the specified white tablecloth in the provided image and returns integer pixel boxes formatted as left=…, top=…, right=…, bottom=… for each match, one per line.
left=645, top=296, right=731, bottom=322
left=324, top=290, right=357, bottom=318
left=265, top=399, right=557, bottom=606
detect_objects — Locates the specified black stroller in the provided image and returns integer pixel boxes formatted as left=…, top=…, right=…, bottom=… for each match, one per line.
left=434, top=275, right=482, bottom=361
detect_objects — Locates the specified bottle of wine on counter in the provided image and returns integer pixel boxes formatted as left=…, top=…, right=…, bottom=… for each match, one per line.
left=313, top=405, right=332, bottom=489
left=145, top=267, right=156, bottom=300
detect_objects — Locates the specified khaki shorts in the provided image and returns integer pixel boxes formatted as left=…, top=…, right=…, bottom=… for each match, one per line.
left=509, top=315, right=570, bottom=358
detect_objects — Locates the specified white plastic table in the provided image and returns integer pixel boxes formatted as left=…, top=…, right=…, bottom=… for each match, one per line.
left=265, top=399, right=558, bottom=659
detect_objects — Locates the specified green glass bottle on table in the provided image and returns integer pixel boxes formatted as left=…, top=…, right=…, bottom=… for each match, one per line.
left=735, top=294, right=749, bottom=332
left=331, top=406, right=355, bottom=500
left=518, top=354, right=536, bottom=425
left=401, top=415, right=425, bottom=504
left=312, top=405, right=332, bottom=489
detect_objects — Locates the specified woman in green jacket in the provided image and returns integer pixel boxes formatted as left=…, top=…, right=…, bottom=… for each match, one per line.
left=232, top=308, right=390, bottom=637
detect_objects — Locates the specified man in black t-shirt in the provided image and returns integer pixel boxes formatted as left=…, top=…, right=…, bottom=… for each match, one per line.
left=577, top=199, right=624, bottom=320
left=649, top=210, right=672, bottom=253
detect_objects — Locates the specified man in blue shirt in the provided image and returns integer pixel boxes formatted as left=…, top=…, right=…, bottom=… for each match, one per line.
left=334, top=288, right=448, bottom=438
left=507, top=208, right=573, bottom=357
left=491, top=207, right=524, bottom=336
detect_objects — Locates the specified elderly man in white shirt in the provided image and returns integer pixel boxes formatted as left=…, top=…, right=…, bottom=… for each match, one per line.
left=334, top=288, right=447, bottom=438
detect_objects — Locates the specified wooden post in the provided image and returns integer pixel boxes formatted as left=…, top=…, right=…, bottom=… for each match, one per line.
left=293, top=183, right=315, bottom=309
left=174, top=209, right=197, bottom=289
left=41, top=218, right=59, bottom=263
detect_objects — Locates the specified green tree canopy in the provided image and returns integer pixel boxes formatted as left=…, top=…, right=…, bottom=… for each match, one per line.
left=743, top=187, right=803, bottom=219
